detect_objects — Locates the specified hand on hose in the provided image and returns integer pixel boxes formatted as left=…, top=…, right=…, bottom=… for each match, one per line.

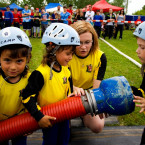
left=38, top=115, right=56, bottom=128
left=68, top=86, right=85, bottom=97
left=99, top=113, right=111, bottom=119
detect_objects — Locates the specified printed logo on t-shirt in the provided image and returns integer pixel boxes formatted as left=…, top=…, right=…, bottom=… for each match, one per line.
left=63, top=77, right=67, bottom=84
left=86, top=64, right=92, bottom=72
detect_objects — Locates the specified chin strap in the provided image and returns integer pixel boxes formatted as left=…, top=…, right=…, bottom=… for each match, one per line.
left=50, top=45, right=60, bottom=55
left=49, top=61, right=56, bottom=80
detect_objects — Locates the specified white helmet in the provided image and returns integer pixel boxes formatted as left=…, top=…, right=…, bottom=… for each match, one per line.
left=42, top=23, right=80, bottom=46
left=0, top=27, right=32, bottom=48
left=133, top=22, right=145, bottom=40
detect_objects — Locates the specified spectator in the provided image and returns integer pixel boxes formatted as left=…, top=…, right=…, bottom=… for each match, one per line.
left=13, top=8, right=21, bottom=28
left=56, top=5, right=62, bottom=15
left=30, top=7, right=34, bottom=37
left=67, top=4, right=73, bottom=15
left=103, top=8, right=116, bottom=39
left=4, top=6, right=13, bottom=27
left=75, top=9, right=86, bottom=21
left=51, top=11, right=56, bottom=19
left=114, top=9, right=125, bottom=40
left=85, top=5, right=95, bottom=25
left=60, top=6, right=70, bottom=24
left=52, top=12, right=63, bottom=23
left=83, top=6, right=87, bottom=18
left=99, top=9, right=105, bottom=35
left=19, top=11, right=22, bottom=25
left=22, top=4, right=31, bottom=37
left=0, top=9, right=4, bottom=29
left=99, top=9, right=105, bottom=20
left=135, top=15, right=142, bottom=27
left=41, top=7, right=49, bottom=37
left=94, top=10, right=103, bottom=38
left=33, top=11, right=41, bottom=38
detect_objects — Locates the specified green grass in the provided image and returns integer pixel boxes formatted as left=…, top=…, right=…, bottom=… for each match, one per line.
left=28, top=37, right=44, bottom=72
left=28, top=30, right=145, bottom=126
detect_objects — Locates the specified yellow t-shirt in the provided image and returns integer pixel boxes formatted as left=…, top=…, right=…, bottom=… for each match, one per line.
left=36, top=64, right=71, bottom=107
left=68, top=50, right=104, bottom=89
left=0, top=73, right=31, bottom=121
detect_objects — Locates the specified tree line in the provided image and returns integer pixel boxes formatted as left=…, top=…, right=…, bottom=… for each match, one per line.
left=0, top=0, right=126, bottom=10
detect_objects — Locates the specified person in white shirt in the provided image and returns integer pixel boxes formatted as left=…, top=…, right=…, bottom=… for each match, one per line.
left=85, top=5, right=94, bottom=25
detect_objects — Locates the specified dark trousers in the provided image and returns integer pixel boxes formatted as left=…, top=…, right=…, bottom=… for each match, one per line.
left=94, top=26, right=101, bottom=38
left=5, top=21, right=12, bottom=27
left=104, top=25, right=114, bottom=39
left=13, top=22, right=20, bottom=28
left=114, top=24, right=124, bottom=39
left=1, top=136, right=27, bottom=145
left=42, top=120, right=70, bottom=145
left=140, top=128, right=145, bottom=145
left=0, top=21, right=4, bottom=29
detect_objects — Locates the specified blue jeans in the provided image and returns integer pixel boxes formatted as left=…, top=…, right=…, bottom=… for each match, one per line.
left=42, top=120, right=70, bottom=145
left=1, top=136, right=27, bottom=145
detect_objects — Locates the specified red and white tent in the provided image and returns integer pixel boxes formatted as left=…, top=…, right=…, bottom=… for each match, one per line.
left=92, top=0, right=123, bottom=12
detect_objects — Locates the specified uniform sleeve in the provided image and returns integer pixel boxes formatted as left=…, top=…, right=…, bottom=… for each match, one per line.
left=68, top=77, right=73, bottom=93
left=131, top=73, right=145, bottom=97
left=94, top=53, right=107, bottom=80
left=20, top=70, right=44, bottom=122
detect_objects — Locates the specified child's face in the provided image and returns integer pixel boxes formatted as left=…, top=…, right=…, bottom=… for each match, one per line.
left=0, top=49, right=27, bottom=79
left=56, top=47, right=74, bottom=66
left=136, top=37, right=145, bottom=64
left=76, top=32, right=93, bottom=57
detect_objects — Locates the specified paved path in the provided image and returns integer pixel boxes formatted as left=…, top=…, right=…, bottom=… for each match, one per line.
left=26, top=126, right=143, bottom=145
left=25, top=116, right=144, bottom=145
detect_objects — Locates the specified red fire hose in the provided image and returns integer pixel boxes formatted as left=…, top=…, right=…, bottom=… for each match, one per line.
left=0, top=96, right=86, bottom=142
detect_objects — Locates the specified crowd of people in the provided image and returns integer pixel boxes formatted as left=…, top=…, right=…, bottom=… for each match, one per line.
left=0, top=4, right=127, bottom=39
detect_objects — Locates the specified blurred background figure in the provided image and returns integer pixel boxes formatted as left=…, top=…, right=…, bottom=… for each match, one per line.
left=4, top=5, right=13, bottom=27
left=94, top=10, right=103, bottom=38
left=0, top=9, right=4, bottom=29
left=13, top=8, right=21, bottom=28
left=60, top=6, right=70, bottom=24
left=85, top=5, right=94, bottom=25
left=33, top=11, right=41, bottom=38
left=103, top=8, right=116, bottom=39
left=114, top=9, right=125, bottom=40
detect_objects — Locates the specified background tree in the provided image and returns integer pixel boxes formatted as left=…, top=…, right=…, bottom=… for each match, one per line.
left=133, top=5, right=145, bottom=15
left=19, top=0, right=45, bottom=9
left=111, top=0, right=125, bottom=8
left=0, top=0, right=9, bottom=7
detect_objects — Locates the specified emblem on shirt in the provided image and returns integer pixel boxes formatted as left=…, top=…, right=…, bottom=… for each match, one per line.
left=86, top=64, right=92, bottom=72
left=63, top=77, right=67, bottom=84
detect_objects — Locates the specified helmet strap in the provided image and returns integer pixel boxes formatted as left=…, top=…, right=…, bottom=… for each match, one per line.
left=51, top=45, right=60, bottom=55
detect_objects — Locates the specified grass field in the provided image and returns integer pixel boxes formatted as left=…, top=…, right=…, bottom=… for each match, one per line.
left=28, top=29, right=145, bottom=126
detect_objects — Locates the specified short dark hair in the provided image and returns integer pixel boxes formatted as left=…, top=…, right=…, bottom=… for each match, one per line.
left=6, top=5, right=10, bottom=8
left=24, top=4, right=28, bottom=6
left=69, top=4, right=73, bottom=7
left=63, top=6, right=67, bottom=8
